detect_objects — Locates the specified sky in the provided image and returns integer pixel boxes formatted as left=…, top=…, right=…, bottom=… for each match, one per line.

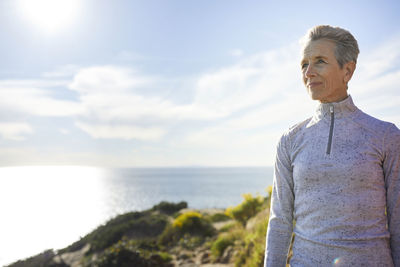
left=0, top=0, right=399, bottom=167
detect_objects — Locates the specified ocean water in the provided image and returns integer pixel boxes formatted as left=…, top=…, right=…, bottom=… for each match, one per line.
left=0, top=166, right=273, bottom=266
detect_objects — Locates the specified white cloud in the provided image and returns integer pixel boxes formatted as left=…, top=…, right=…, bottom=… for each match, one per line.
left=356, top=37, right=400, bottom=79
left=0, top=43, right=304, bottom=143
left=69, top=65, right=153, bottom=95
left=0, top=79, right=69, bottom=88
left=115, top=51, right=146, bottom=62
left=229, top=49, right=243, bottom=57
left=349, top=37, right=400, bottom=126
left=0, top=82, right=83, bottom=117
left=0, top=123, right=33, bottom=141
left=216, top=91, right=313, bottom=132
left=194, top=43, right=301, bottom=117
left=352, top=69, right=400, bottom=97
left=41, top=64, right=80, bottom=78
left=75, top=121, right=166, bottom=141
left=59, top=128, right=70, bottom=135
left=69, top=66, right=173, bottom=120
left=66, top=65, right=247, bottom=140
left=180, top=122, right=282, bottom=166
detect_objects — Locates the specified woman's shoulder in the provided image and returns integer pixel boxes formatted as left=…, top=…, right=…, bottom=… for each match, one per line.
left=353, top=109, right=399, bottom=137
left=285, top=117, right=313, bottom=137
left=277, top=117, right=313, bottom=146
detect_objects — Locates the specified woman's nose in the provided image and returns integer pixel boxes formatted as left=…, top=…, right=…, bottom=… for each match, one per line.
left=304, top=65, right=316, bottom=78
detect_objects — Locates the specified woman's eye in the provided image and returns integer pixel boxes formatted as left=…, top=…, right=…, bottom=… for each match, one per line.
left=301, top=63, right=308, bottom=69
left=317, top=59, right=325, bottom=64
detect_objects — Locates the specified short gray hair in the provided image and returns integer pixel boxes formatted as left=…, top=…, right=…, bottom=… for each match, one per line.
left=304, top=25, right=360, bottom=68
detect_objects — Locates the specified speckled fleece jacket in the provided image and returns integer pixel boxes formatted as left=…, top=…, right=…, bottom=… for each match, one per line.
left=264, top=95, right=400, bottom=267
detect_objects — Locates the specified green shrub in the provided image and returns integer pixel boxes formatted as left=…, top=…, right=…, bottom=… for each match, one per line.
left=211, top=234, right=235, bottom=258
left=178, top=234, right=205, bottom=249
left=159, top=211, right=215, bottom=245
left=89, top=213, right=168, bottom=252
left=95, top=248, right=145, bottom=267
left=151, top=201, right=188, bottom=215
left=158, top=224, right=174, bottom=245
left=210, top=224, right=244, bottom=262
left=265, top=185, right=273, bottom=199
left=157, top=251, right=173, bottom=262
left=225, top=193, right=264, bottom=226
left=90, top=240, right=172, bottom=267
left=234, top=212, right=268, bottom=267
left=7, top=250, right=65, bottom=267
left=173, top=211, right=201, bottom=228
left=61, top=211, right=169, bottom=254
left=209, top=212, right=232, bottom=222
left=173, top=211, right=215, bottom=236
left=129, top=238, right=160, bottom=251
left=219, top=221, right=241, bottom=233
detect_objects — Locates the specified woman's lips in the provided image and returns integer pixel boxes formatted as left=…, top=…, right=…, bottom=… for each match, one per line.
left=307, top=82, right=322, bottom=88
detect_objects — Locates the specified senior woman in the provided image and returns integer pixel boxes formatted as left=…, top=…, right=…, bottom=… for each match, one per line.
left=264, top=25, right=400, bottom=266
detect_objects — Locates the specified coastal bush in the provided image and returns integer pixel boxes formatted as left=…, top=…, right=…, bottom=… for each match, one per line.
left=151, top=201, right=188, bottom=215
left=211, top=223, right=244, bottom=261
left=58, top=211, right=144, bottom=253
left=159, top=211, right=215, bottom=245
left=211, top=234, right=235, bottom=258
left=172, top=212, right=209, bottom=235
left=95, top=247, right=172, bottom=267
left=172, top=211, right=201, bottom=228
left=7, top=250, right=67, bottom=267
left=96, top=248, right=146, bottom=267
left=129, top=238, right=161, bottom=251
left=209, top=192, right=272, bottom=266
left=91, top=213, right=168, bottom=251
left=60, top=211, right=169, bottom=254
left=234, top=208, right=269, bottom=266
left=178, top=234, right=205, bottom=249
left=88, top=239, right=173, bottom=267
left=219, top=221, right=241, bottom=233
left=59, top=202, right=188, bottom=254
left=158, top=251, right=173, bottom=262
left=208, top=212, right=231, bottom=222
left=265, top=185, right=273, bottom=199
left=225, top=193, right=264, bottom=226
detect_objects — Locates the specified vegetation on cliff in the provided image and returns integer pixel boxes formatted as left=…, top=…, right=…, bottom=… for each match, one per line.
left=8, top=187, right=273, bottom=267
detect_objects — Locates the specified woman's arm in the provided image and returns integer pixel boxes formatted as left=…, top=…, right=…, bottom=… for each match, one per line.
left=383, top=123, right=400, bottom=266
left=264, top=133, right=295, bottom=267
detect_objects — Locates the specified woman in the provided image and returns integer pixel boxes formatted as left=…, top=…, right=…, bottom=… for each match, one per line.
left=264, top=25, right=400, bottom=266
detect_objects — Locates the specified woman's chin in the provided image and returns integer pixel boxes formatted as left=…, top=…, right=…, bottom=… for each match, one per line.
left=308, top=92, right=322, bottom=101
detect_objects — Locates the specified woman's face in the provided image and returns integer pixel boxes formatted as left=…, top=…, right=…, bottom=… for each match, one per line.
left=301, top=39, right=350, bottom=103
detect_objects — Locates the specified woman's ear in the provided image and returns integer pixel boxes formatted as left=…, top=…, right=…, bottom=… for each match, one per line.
left=343, top=61, right=356, bottom=83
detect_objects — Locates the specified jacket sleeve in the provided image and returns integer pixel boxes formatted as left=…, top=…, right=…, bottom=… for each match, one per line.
left=383, top=123, right=400, bottom=266
left=264, top=132, right=295, bottom=267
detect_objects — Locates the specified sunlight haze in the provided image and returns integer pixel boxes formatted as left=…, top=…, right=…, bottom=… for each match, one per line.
left=17, top=0, right=82, bottom=34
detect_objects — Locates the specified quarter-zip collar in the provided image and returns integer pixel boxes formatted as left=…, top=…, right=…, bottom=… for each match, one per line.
left=307, top=95, right=358, bottom=155
left=315, top=95, right=357, bottom=120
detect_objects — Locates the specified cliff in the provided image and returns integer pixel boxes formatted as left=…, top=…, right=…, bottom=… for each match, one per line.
left=7, top=190, right=271, bottom=267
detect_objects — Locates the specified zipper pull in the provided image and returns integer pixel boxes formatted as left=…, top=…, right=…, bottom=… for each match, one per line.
left=326, top=105, right=334, bottom=155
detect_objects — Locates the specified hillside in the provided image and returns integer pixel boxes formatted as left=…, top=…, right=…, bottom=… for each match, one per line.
left=8, top=188, right=273, bottom=267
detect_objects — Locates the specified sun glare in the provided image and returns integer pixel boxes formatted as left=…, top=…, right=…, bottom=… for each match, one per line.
left=0, top=166, right=106, bottom=265
left=18, top=0, right=81, bottom=33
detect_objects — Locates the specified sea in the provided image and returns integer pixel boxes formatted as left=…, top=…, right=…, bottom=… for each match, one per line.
left=0, top=166, right=273, bottom=266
